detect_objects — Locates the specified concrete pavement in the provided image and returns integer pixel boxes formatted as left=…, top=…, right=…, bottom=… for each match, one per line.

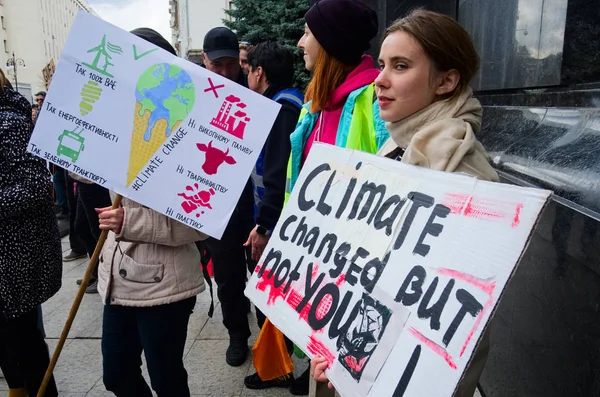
left=0, top=236, right=481, bottom=397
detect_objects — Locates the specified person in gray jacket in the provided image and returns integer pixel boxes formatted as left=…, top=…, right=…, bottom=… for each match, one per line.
left=97, top=28, right=209, bottom=397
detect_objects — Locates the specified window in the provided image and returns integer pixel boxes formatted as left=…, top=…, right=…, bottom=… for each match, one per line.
left=459, top=0, right=567, bottom=90
left=1, top=16, right=4, bottom=29
left=3, top=39, right=7, bottom=54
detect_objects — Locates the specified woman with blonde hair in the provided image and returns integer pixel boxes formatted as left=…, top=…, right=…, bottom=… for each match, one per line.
left=244, top=0, right=389, bottom=394
left=311, top=9, right=498, bottom=397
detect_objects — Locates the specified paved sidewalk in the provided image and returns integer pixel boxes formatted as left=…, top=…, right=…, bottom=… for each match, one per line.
left=1, top=237, right=308, bottom=396
left=0, top=236, right=482, bottom=397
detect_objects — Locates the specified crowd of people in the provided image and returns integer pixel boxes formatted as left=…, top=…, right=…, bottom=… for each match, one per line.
left=0, top=0, right=500, bottom=396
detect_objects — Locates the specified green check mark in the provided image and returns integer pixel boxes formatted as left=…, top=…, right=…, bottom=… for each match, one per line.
left=133, top=45, right=158, bottom=60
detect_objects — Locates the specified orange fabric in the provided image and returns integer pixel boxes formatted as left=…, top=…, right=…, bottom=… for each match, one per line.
left=253, top=318, right=294, bottom=381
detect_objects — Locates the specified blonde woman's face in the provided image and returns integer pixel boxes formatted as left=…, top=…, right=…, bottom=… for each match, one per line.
left=239, top=50, right=249, bottom=74
left=375, top=31, right=440, bottom=123
left=297, top=24, right=321, bottom=72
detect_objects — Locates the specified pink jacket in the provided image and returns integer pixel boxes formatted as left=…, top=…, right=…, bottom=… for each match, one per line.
left=97, top=197, right=208, bottom=307
left=302, top=55, right=380, bottom=161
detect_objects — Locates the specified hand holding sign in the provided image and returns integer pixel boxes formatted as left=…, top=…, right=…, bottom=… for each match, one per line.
left=311, top=357, right=334, bottom=389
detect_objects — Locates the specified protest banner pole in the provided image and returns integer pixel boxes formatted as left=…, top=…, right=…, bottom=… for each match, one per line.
left=36, top=194, right=123, bottom=397
left=309, top=377, right=336, bottom=397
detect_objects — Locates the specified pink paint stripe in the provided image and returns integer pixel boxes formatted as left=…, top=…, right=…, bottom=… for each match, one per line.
left=443, top=194, right=470, bottom=214
left=409, top=327, right=457, bottom=369
left=436, top=268, right=496, bottom=296
left=512, top=203, right=524, bottom=228
left=442, top=194, right=525, bottom=227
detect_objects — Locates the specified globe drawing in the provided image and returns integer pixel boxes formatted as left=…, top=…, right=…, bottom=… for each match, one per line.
left=127, top=63, right=196, bottom=186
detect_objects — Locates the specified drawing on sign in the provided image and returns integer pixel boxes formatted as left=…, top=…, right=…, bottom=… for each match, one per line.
left=196, top=140, right=236, bottom=175
left=57, top=126, right=85, bottom=162
left=204, top=77, right=225, bottom=98
left=82, top=34, right=122, bottom=78
left=338, top=294, right=392, bottom=381
left=79, top=80, right=102, bottom=115
left=127, top=63, right=195, bottom=186
left=132, top=44, right=158, bottom=60
left=178, top=184, right=215, bottom=217
left=210, top=94, right=251, bottom=139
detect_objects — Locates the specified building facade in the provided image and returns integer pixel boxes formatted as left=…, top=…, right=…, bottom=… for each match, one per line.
left=170, top=0, right=232, bottom=60
left=1, top=0, right=94, bottom=101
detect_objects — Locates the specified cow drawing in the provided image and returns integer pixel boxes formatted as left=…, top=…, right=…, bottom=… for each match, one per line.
left=196, top=140, right=236, bottom=175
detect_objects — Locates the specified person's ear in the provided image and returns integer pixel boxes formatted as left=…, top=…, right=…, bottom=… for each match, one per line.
left=435, top=69, right=460, bottom=97
left=256, top=66, right=264, bottom=82
left=202, top=52, right=209, bottom=65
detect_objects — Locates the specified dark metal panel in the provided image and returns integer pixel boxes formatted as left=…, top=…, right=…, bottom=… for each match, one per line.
left=479, top=106, right=600, bottom=220
left=480, top=201, right=600, bottom=397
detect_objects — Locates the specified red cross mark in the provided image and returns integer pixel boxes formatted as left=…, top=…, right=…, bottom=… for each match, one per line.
left=204, top=78, right=225, bottom=98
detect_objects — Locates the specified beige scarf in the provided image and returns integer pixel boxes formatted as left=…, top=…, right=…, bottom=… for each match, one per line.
left=378, top=88, right=499, bottom=182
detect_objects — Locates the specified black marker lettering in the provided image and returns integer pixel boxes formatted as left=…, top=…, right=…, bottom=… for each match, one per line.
left=328, top=290, right=360, bottom=340
left=308, top=283, right=340, bottom=331
left=317, top=170, right=336, bottom=216
left=279, top=215, right=297, bottom=242
left=395, top=265, right=426, bottom=306
left=291, top=216, right=308, bottom=245
left=298, top=163, right=330, bottom=212
left=443, top=289, right=483, bottom=346
left=303, top=227, right=320, bottom=255
left=414, top=204, right=451, bottom=257
left=315, top=233, right=337, bottom=264
left=348, top=182, right=386, bottom=224
left=257, top=249, right=281, bottom=279
left=295, top=263, right=325, bottom=314
left=283, top=256, right=303, bottom=294
left=393, top=192, right=435, bottom=251
left=417, top=278, right=455, bottom=331
left=273, top=259, right=292, bottom=289
left=392, top=345, right=421, bottom=397
left=374, top=195, right=406, bottom=236
left=335, top=162, right=361, bottom=219
left=361, top=251, right=390, bottom=293
left=330, top=243, right=351, bottom=278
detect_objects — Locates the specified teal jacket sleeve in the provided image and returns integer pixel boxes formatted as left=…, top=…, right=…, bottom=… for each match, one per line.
left=372, top=100, right=390, bottom=150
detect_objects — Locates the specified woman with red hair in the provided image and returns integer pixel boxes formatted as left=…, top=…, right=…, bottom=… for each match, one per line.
left=245, top=0, right=389, bottom=394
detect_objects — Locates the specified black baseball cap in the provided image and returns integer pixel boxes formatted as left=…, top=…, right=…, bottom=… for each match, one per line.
left=203, top=27, right=240, bottom=60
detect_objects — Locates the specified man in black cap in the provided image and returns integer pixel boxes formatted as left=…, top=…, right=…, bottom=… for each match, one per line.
left=202, top=27, right=248, bottom=86
left=201, top=27, right=257, bottom=367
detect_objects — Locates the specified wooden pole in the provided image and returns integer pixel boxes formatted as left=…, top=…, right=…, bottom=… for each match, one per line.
left=36, top=194, right=123, bottom=397
left=309, top=377, right=336, bottom=397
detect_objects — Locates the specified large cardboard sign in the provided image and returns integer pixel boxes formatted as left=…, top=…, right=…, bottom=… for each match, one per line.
left=246, top=144, right=551, bottom=397
left=28, top=11, right=280, bottom=239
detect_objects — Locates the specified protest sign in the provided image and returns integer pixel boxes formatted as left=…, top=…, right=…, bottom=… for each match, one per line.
left=28, top=11, right=280, bottom=239
left=245, top=143, right=551, bottom=397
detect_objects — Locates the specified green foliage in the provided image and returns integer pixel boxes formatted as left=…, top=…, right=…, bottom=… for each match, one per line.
left=224, top=0, right=311, bottom=90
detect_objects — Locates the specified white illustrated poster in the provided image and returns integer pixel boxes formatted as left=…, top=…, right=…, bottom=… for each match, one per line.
left=28, top=11, right=281, bottom=239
